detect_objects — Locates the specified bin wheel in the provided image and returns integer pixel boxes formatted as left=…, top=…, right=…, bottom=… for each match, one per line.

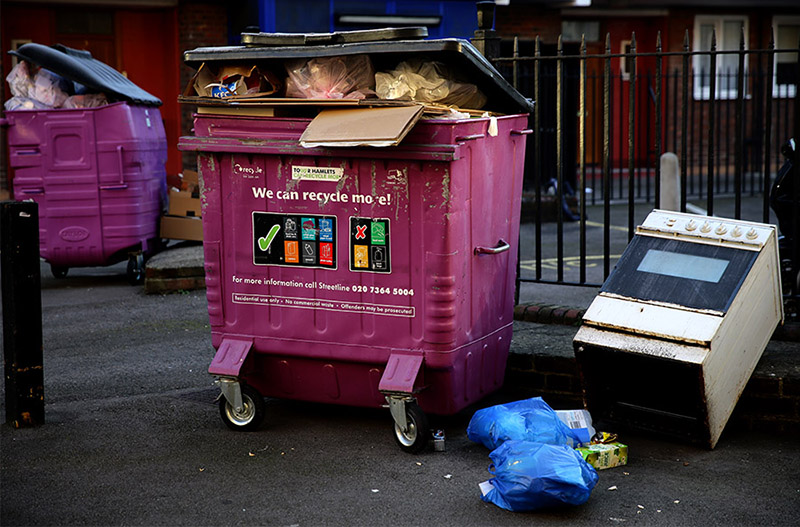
left=50, top=265, right=69, bottom=279
left=126, top=253, right=144, bottom=285
left=219, top=384, right=266, bottom=432
left=393, top=401, right=429, bottom=454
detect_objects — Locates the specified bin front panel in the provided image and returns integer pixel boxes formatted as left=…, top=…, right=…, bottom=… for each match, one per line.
left=7, top=102, right=166, bottom=266
left=192, top=114, right=527, bottom=413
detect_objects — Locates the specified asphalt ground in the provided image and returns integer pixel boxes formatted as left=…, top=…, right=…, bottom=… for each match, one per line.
left=1, top=261, right=799, bottom=526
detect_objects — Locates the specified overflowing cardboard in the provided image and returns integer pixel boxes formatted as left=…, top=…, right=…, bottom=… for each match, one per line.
left=189, top=63, right=281, bottom=99
left=168, top=189, right=201, bottom=217
left=299, top=105, right=424, bottom=147
left=160, top=215, right=203, bottom=242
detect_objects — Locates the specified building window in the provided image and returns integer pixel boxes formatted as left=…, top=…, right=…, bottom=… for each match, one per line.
left=620, top=40, right=632, bottom=81
left=561, top=20, right=600, bottom=43
left=773, top=16, right=799, bottom=98
left=693, top=15, right=748, bottom=100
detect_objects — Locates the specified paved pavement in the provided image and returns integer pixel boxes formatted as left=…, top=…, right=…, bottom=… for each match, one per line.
left=1, top=261, right=799, bottom=526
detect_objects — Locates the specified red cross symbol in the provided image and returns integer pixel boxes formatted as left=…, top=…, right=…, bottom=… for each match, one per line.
left=355, top=225, right=367, bottom=240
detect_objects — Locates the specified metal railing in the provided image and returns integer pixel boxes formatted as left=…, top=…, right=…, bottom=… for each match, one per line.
left=493, top=29, right=800, bottom=308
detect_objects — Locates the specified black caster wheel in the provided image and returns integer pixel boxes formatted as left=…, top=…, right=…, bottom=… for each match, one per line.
left=126, top=253, right=144, bottom=285
left=219, top=384, right=266, bottom=431
left=393, top=401, right=429, bottom=454
left=50, top=264, right=68, bottom=279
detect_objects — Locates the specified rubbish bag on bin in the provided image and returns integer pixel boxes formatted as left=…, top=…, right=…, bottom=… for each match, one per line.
left=479, top=440, right=599, bottom=512
left=375, top=59, right=487, bottom=109
left=6, top=61, right=35, bottom=98
left=285, top=54, right=375, bottom=99
left=467, top=397, right=584, bottom=450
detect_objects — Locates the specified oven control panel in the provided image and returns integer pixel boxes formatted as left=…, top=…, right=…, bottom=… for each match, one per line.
left=638, top=210, right=775, bottom=249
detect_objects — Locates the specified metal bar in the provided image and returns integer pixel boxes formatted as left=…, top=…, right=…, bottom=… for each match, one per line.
left=628, top=33, right=636, bottom=240
left=1, top=201, right=45, bottom=428
left=643, top=70, right=651, bottom=200
left=604, top=33, right=612, bottom=279
left=697, top=67, right=705, bottom=201
left=534, top=36, right=542, bottom=281
left=682, top=30, right=690, bottom=211
left=617, top=59, right=624, bottom=200
left=735, top=25, right=745, bottom=219
left=513, top=36, right=519, bottom=90
left=592, top=70, right=599, bottom=206
left=763, top=32, right=775, bottom=224
left=655, top=32, right=663, bottom=208
left=792, top=34, right=800, bottom=296
left=725, top=68, right=732, bottom=193
left=580, top=35, right=587, bottom=284
left=556, top=35, right=564, bottom=282
left=671, top=69, right=678, bottom=154
left=707, top=29, right=717, bottom=215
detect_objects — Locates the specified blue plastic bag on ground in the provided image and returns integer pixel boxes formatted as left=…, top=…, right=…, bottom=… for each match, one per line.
left=479, top=440, right=599, bottom=512
left=467, top=397, right=583, bottom=450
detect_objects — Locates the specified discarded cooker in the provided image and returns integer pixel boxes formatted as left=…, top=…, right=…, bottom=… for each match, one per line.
left=574, top=210, right=783, bottom=448
left=178, top=29, right=533, bottom=452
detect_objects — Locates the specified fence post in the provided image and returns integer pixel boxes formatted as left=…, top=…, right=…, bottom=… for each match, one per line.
left=1, top=201, right=45, bottom=428
left=660, top=153, right=681, bottom=212
left=472, top=1, right=500, bottom=60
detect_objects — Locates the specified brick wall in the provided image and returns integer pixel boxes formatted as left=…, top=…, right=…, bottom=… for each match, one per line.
left=178, top=0, right=228, bottom=171
left=509, top=308, right=800, bottom=435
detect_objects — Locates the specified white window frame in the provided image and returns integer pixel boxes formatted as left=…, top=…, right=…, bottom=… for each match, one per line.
left=693, top=15, right=749, bottom=100
left=772, top=15, right=800, bottom=99
left=620, top=40, right=632, bottom=81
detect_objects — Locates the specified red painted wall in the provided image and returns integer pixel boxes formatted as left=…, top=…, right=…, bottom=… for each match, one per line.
left=0, top=2, right=182, bottom=190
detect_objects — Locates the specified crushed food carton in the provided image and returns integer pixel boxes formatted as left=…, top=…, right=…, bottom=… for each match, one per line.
left=576, top=442, right=628, bottom=470
left=188, top=63, right=281, bottom=99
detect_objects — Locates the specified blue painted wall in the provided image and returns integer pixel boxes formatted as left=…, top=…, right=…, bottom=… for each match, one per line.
left=257, top=0, right=480, bottom=39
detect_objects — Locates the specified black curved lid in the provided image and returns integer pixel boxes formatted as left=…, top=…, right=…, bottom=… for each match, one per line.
left=183, top=33, right=533, bottom=115
left=9, top=43, right=162, bottom=107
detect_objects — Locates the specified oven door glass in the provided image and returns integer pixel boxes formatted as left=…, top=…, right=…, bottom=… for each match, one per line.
left=601, top=235, right=758, bottom=313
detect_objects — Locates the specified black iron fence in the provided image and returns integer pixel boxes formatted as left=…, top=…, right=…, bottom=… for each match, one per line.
left=493, top=30, right=800, bottom=309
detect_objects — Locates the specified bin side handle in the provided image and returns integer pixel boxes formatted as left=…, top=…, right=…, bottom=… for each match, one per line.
left=511, top=129, right=533, bottom=135
left=101, top=145, right=129, bottom=190
left=116, top=145, right=125, bottom=186
left=455, top=134, right=485, bottom=142
left=475, top=239, right=510, bottom=255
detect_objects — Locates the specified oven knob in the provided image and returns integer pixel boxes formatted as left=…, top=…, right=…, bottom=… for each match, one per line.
left=700, top=221, right=712, bottom=233
left=746, top=228, right=758, bottom=240
left=731, top=226, right=743, bottom=238
left=666, top=217, right=677, bottom=227
left=715, top=224, right=728, bottom=235
left=686, top=219, right=697, bottom=231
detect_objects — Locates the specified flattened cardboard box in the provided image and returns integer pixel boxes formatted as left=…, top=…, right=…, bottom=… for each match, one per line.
left=161, top=215, right=203, bottom=241
left=299, top=105, right=424, bottom=147
left=168, top=189, right=201, bottom=217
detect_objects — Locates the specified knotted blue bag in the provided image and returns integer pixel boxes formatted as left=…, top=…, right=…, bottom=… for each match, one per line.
left=467, top=397, right=583, bottom=450
left=480, top=440, right=599, bottom=512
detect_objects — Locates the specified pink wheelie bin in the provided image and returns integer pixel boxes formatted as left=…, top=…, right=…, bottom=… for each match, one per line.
left=3, top=43, right=166, bottom=283
left=179, top=30, right=532, bottom=452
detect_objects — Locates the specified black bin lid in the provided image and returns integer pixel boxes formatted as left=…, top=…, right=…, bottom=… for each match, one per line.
left=9, top=43, right=162, bottom=107
left=241, top=27, right=428, bottom=47
left=183, top=30, right=532, bottom=115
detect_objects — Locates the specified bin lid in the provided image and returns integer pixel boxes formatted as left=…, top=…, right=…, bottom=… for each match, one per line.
left=183, top=35, right=532, bottom=115
left=9, top=43, right=162, bottom=107
left=242, top=27, right=428, bottom=47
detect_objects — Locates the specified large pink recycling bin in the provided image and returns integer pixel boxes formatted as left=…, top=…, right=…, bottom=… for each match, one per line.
left=6, top=102, right=167, bottom=281
left=180, top=112, right=529, bottom=451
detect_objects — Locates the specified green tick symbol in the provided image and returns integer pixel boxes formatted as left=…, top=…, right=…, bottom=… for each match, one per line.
left=258, top=224, right=281, bottom=251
